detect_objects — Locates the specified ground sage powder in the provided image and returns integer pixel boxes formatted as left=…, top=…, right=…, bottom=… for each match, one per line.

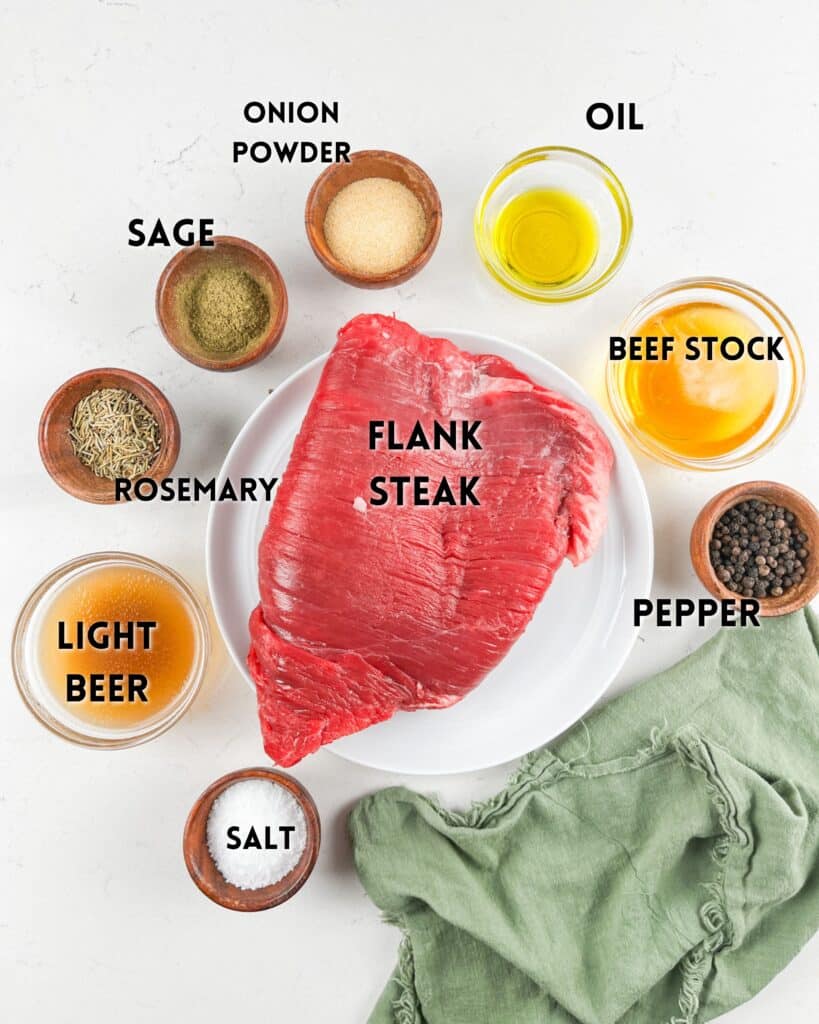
left=181, top=261, right=271, bottom=354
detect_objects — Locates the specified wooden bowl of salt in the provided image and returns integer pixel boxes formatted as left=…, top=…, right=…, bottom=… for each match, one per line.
left=305, top=150, right=442, bottom=288
left=183, top=767, right=320, bottom=912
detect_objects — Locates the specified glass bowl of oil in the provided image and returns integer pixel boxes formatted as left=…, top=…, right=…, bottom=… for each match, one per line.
left=606, top=277, right=805, bottom=471
left=474, top=146, right=632, bottom=302
left=12, top=552, right=210, bottom=748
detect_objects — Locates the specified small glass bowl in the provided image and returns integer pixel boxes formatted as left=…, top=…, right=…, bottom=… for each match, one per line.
left=12, top=552, right=210, bottom=749
left=474, top=146, right=632, bottom=302
left=606, top=277, right=805, bottom=471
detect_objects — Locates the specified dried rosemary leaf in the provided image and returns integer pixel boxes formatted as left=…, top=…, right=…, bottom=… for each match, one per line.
left=69, top=388, right=161, bottom=480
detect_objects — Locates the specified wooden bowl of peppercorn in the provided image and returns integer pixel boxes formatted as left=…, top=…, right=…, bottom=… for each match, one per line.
left=691, top=481, right=819, bottom=617
left=156, top=236, right=288, bottom=371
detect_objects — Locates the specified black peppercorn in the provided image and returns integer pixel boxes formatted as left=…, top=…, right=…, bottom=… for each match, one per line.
left=709, top=498, right=809, bottom=601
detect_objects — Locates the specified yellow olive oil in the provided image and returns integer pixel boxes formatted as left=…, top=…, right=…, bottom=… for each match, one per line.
left=492, top=188, right=598, bottom=289
left=621, top=302, right=778, bottom=459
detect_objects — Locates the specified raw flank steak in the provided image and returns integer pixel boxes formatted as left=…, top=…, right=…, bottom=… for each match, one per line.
left=248, top=314, right=614, bottom=765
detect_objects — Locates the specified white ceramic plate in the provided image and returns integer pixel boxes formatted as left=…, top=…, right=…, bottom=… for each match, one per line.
left=206, top=329, right=653, bottom=775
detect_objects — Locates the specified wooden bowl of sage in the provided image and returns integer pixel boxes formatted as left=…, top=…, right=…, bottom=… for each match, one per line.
left=156, top=235, right=288, bottom=371
left=38, top=368, right=180, bottom=504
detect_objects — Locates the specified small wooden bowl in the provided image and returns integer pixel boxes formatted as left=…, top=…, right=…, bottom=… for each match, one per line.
left=691, top=481, right=819, bottom=617
left=39, top=368, right=180, bottom=505
left=183, top=767, right=321, bottom=912
left=156, top=235, right=288, bottom=371
left=305, top=149, right=442, bottom=288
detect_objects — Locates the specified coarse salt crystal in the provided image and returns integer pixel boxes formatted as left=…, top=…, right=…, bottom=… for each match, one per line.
left=206, top=779, right=307, bottom=890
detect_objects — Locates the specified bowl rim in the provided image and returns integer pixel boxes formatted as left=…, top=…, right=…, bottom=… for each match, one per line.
left=182, top=766, right=321, bottom=911
left=304, top=148, right=442, bottom=288
left=155, top=234, right=289, bottom=372
left=11, top=550, right=211, bottom=748
left=473, top=144, right=633, bottom=303
left=689, top=481, right=819, bottom=616
left=38, top=367, right=180, bottom=504
left=605, top=275, right=806, bottom=471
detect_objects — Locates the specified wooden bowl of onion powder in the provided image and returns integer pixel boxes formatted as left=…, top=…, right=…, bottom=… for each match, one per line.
left=305, top=149, right=442, bottom=287
left=183, top=767, right=320, bottom=911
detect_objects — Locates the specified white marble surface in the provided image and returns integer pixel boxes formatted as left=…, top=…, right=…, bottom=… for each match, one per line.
left=2, top=2, right=817, bottom=1020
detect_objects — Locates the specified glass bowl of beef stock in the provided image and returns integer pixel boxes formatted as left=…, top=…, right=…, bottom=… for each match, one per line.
left=605, top=277, right=805, bottom=471
left=474, top=146, right=632, bottom=302
left=12, top=552, right=210, bottom=749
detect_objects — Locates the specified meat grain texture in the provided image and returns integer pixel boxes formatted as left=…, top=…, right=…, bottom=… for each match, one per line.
left=249, top=315, right=614, bottom=765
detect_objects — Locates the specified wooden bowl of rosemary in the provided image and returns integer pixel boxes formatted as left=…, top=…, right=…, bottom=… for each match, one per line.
left=38, top=368, right=180, bottom=504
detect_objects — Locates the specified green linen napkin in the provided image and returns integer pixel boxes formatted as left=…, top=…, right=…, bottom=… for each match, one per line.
left=349, top=609, right=819, bottom=1024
